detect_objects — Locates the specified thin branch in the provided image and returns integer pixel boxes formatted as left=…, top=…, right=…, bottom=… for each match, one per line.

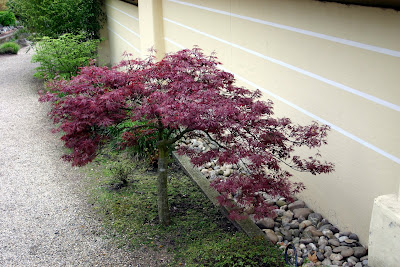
left=203, top=131, right=228, bottom=150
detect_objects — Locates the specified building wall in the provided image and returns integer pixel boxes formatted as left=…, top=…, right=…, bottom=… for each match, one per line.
left=102, top=0, right=400, bottom=246
left=104, top=0, right=140, bottom=65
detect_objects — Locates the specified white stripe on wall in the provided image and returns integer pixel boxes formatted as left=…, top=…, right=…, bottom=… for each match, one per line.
left=164, top=37, right=400, bottom=165
left=168, top=0, right=400, bottom=58
left=164, top=18, right=400, bottom=112
left=107, top=27, right=141, bottom=54
left=106, top=4, right=139, bottom=21
left=108, top=16, right=140, bottom=38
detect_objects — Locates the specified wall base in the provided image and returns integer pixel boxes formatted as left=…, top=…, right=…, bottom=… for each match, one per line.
left=368, top=194, right=400, bottom=267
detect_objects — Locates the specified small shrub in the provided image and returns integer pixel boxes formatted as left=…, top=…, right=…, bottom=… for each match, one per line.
left=31, top=33, right=101, bottom=79
left=0, top=42, right=19, bottom=54
left=0, top=10, right=16, bottom=26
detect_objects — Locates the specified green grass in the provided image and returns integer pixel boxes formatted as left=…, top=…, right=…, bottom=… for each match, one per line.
left=0, top=42, right=19, bottom=54
left=85, top=148, right=287, bottom=266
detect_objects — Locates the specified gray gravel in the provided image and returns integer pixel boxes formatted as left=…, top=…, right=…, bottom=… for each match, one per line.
left=0, top=48, right=170, bottom=266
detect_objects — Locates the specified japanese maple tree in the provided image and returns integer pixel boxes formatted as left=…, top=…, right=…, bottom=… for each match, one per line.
left=40, top=47, right=334, bottom=225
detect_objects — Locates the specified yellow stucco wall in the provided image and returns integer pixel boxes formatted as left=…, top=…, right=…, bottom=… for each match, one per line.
left=104, top=0, right=141, bottom=65
left=103, top=0, right=400, bottom=246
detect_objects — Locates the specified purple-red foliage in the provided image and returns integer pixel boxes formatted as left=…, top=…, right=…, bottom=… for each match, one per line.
left=40, top=47, right=334, bottom=219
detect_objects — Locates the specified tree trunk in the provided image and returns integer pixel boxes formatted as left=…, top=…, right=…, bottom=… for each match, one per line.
left=157, top=143, right=170, bottom=225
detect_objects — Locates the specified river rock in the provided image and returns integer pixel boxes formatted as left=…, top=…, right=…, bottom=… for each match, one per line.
left=360, top=255, right=368, bottom=261
left=292, top=229, right=300, bottom=237
left=319, top=224, right=333, bottom=232
left=273, top=209, right=285, bottom=217
left=316, top=251, right=325, bottom=261
left=293, top=208, right=313, bottom=219
left=324, top=246, right=332, bottom=258
left=333, top=246, right=349, bottom=253
left=299, top=220, right=312, bottom=230
left=223, top=169, right=232, bottom=177
left=318, top=236, right=328, bottom=246
left=282, top=215, right=292, bottom=224
left=344, top=238, right=358, bottom=245
left=340, top=231, right=351, bottom=237
left=330, top=225, right=340, bottom=233
left=329, top=239, right=340, bottom=247
left=256, top=217, right=275, bottom=229
left=349, top=233, right=359, bottom=241
left=309, top=243, right=317, bottom=251
left=322, top=229, right=334, bottom=239
left=300, top=238, right=313, bottom=244
left=353, top=247, right=367, bottom=258
left=276, top=200, right=287, bottom=207
left=348, top=256, right=359, bottom=264
left=330, top=253, right=343, bottom=261
left=308, top=213, right=323, bottom=225
left=322, top=258, right=332, bottom=265
left=288, top=200, right=305, bottom=211
left=341, top=247, right=354, bottom=258
left=310, top=228, right=323, bottom=237
left=263, top=229, right=278, bottom=244
left=288, top=221, right=299, bottom=229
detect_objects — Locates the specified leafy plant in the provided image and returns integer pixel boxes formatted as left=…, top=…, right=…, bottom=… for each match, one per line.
left=0, top=10, right=16, bottom=26
left=0, top=41, right=19, bottom=54
left=32, top=33, right=101, bottom=79
left=6, top=0, right=105, bottom=38
left=40, top=47, right=334, bottom=226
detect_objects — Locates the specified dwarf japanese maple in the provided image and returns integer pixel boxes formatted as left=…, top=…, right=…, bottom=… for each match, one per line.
left=40, top=47, right=334, bottom=225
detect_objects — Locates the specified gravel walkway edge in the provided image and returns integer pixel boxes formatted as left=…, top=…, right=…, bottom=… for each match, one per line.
left=0, top=47, right=169, bottom=267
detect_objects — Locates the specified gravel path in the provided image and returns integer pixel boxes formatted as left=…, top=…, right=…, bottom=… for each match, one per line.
left=0, top=48, right=169, bottom=266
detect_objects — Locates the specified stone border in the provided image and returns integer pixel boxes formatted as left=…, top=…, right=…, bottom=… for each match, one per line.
left=0, top=29, right=17, bottom=44
left=172, top=152, right=266, bottom=239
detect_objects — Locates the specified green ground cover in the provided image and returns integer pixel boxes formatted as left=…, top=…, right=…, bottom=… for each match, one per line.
left=85, top=148, right=288, bottom=266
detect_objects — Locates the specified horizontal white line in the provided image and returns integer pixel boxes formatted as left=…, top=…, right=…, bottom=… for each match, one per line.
left=164, top=18, right=400, bottom=112
left=108, top=15, right=140, bottom=38
left=106, top=4, right=139, bottom=21
left=168, top=0, right=400, bottom=58
left=164, top=37, right=400, bottom=165
left=165, top=37, right=184, bottom=49
left=107, top=27, right=141, bottom=54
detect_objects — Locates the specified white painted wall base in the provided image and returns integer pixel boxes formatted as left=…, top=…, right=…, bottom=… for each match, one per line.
left=369, top=194, right=400, bottom=267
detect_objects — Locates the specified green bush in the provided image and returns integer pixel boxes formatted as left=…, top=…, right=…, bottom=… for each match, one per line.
left=31, top=33, right=101, bottom=79
left=0, top=10, right=16, bottom=26
left=0, top=42, right=20, bottom=54
left=7, top=0, right=105, bottom=38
